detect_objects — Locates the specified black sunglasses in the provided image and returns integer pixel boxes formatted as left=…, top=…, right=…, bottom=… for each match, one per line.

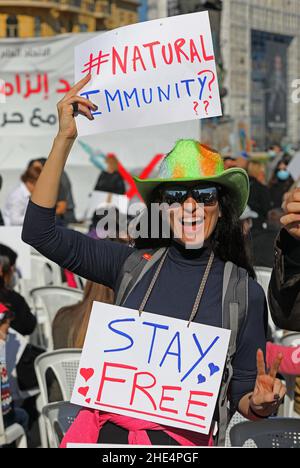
left=160, top=186, right=219, bottom=206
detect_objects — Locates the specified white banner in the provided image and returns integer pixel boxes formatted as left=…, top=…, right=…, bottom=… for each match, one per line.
left=75, top=12, right=222, bottom=136
left=71, top=302, right=230, bottom=435
left=0, top=33, right=98, bottom=136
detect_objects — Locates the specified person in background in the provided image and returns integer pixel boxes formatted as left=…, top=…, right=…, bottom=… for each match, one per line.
left=269, top=188, right=300, bottom=332
left=266, top=144, right=283, bottom=181
left=269, top=188, right=300, bottom=416
left=223, top=155, right=237, bottom=170
left=240, top=205, right=258, bottom=237
left=235, top=151, right=250, bottom=172
left=0, top=244, right=36, bottom=336
left=247, top=161, right=271, bottom=233
left=94, top=153, right=126, bottom=195
left=269, top=159, right=294, bottom=209
left=0, top=301, right=29, bottom=436
left=251, top=209, right=283, bottom=269
left=2, top=166, right=41, bottom=226
left=28, top=158, right=76, bottom=225
left=268, top=145, right=282, bottom=160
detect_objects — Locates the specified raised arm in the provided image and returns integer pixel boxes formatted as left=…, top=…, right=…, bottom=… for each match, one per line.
left=31, top=74, right=96, bottom=209
left=22, top=75, right=132, bottom=289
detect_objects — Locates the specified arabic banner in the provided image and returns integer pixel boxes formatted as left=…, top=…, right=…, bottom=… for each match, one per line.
left=74, top=12, right=222, bottom=136
left=0, top=33, right=97, bottom=136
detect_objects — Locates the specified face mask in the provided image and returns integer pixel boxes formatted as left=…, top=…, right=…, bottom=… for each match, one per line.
left=268, top=151, right=276, bottom=158
left=277, top=170, right=290, bottom=181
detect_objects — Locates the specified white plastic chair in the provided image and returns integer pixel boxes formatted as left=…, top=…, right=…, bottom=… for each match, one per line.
left=16, top=253, right=64, bottom=306
left=254, top=267, right=279, bottom=339
left=42, top=401, right=80, bottom=448
left=34, top=349, right=81, bottom=448
left=279, top=333, right=300, bottom=419
left=30, top=287, right=83, bottom=349
left=0, top=370, right=27, bottom=448
left=225, top=412, right=251, bottom=447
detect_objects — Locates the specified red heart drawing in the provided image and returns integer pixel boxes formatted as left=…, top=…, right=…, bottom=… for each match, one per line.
left=85, top=398, right=91, bottom=404
left=78, top=386, right=89, bottom=398
left=80, top=368, right=94, bottom=382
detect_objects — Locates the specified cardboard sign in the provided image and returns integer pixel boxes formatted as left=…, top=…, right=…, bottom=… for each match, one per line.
left=74, top=11, right=222, bottom=136
left=71, top=302, right=231, bottom=435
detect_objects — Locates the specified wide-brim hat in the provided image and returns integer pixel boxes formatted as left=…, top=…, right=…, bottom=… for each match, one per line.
left=133, top=140, right=249, bottom=216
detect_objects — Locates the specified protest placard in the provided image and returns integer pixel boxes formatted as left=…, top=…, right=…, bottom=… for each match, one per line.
left=74, top=11, right=222, bottom=136
left=71, top=302, right=231, bottom=435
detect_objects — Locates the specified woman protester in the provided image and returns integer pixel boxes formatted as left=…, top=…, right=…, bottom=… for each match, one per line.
left=22, top=75, right=285, bottom=447
left=269, top=159, right=294, bottom=210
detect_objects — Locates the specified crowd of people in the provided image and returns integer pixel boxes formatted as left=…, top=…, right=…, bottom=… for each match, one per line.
left=0, top=74, right=300, bottom=448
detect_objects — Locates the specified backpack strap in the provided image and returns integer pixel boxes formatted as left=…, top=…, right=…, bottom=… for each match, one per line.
left=215, top=261, right=249, bottom=446
left=115, top=248, right=167, bottom=307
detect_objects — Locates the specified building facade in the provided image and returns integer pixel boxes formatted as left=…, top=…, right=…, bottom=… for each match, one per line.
left=221, top=0, right=300, bottom=150
left=0, top=0, right=139, bottom=38
left=146, top=0, right=167, bottom=20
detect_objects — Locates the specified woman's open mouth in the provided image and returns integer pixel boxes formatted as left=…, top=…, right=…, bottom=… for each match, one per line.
left=180, top=217, right=204, bottom=234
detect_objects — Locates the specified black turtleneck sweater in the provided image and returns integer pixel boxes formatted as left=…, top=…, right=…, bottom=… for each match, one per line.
left=22, top=200, right=268, bottom=408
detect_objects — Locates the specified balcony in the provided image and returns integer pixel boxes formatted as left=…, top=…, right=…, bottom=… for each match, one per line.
left=0, top=0, right=110, bottom=17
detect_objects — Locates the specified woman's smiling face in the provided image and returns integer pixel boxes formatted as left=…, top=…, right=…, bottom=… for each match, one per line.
left=159, top=184, right=221, bottom=249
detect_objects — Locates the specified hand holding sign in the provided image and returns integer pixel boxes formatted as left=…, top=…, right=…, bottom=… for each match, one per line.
left=72, top=303, right=231, bottom=435
left=250, top=349, right=286, bottom=416
left=74, top=12, right=222, bottom=136
left=56, top=73, right=98, bottom=140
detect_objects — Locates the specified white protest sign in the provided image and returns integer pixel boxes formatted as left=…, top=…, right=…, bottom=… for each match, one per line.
left=0, top=227, right=31, bottom=279
left=74, top=11, right=222, bottom=136
left=71, top=302, right=231, bottom=435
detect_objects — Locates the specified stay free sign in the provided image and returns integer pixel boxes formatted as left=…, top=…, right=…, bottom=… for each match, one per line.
left=71, top=302, right=231, bottom=435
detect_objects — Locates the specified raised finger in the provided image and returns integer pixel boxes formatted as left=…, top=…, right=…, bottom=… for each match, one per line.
left=282, top=191, right=297, bottom=210
left=285, top=202, right=300, bottom=214
left=76, top=103, right=94, bottom=120
left=256, top=349, right=266, bottom=376
left=64, top=74, right=91, bottom=99
left=269, top=353, right=283, bottom=379
left=67, top=96, right=98, bottom=111
left=280, top=213, right=300, bottom=226
left=272, top=378, right=283, bottom=396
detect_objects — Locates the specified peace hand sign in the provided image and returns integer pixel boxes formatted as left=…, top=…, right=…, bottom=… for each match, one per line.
left=250, top=349, right=286, bottom=416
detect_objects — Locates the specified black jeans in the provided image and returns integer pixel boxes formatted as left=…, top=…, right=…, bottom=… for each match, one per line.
left=98, top=422, right=180, bottom=446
